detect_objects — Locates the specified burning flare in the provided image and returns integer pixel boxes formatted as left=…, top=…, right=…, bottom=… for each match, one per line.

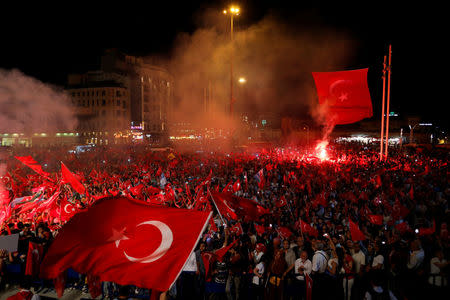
left=315, top=140, right=329, bottom=161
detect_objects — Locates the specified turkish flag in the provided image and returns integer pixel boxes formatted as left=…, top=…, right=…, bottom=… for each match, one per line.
left=349, top=220, right=366, bottom=241
left=418, top=220, right=435, bottom=236
left=306, top=273, right=313, bottom=300
left=277, top=226, right=292, bottom=239
left=60, top=195, right=80, bottom=222
left=211, top=192, right=238, bottom=220
left=202, top=252, right=216, bottom=281
left=298, top=220, right=318, bottom=237
left=15, top=156, right=52, bottom=180
left=53, top=271, right=66, bottom=298
left=230, top=223, right=243, bottom=236
left=25, top=242, right=44, bottom=277
left=215, top=239, right=238, bottom=261
left=367, top=215, right=383, bottom=226
left=254, top=224, right=266, bottom=236
left=276, top=196, right=287, bottom=208
left=61, top=162, right=86, bottom=194
left=212, top=192, right=265, bottom=221
left=312, top=68, right=373, bottom=124
left=129, top=184, right=144, bottom=197
left=40, top=196, right=211, bottom=292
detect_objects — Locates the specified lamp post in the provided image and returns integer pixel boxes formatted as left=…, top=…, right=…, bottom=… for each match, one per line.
left=223, top=6, right=240, bottom=117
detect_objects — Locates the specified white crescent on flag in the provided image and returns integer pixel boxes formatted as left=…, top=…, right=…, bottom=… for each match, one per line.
left=116, top=220, right=173, bottom=264
left=64, top=204, right=74, bottom=214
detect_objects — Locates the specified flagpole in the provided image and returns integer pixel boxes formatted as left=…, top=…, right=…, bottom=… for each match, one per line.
left=384, top=45, right=392, bottom=159
left=380, top=55, right=387, bottom=161
left=207, top=188, right=226, bottom=226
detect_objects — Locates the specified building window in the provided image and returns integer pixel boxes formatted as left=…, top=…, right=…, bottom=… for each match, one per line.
left=123, top=101, right=126, bottom=109
left=102, top=99, right=106, bottom=106
left=102, top=90, right=106, bottom=96
left=117, top=100, right=120, bottom=106
left=116, top=91, right=121, bottom=97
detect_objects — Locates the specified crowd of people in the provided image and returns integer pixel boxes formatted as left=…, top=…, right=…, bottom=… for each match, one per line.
left=0, top=141, right=449, bottom=300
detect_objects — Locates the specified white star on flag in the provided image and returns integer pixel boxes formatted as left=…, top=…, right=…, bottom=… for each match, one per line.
left=108, top=228, right=130, bottom=247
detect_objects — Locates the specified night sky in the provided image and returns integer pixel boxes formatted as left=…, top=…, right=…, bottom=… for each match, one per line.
left=0, top=1, right=445, bottom=127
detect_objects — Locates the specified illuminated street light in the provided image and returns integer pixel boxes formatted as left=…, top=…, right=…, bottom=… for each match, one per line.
left=238, top=77, right=246, bottom=84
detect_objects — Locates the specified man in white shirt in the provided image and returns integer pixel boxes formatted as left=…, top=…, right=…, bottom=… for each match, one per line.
left=407, top=239, right=424, bottom=271
left=283, top=251, right=312, bottom=300
left=312, top=241, right=328, bottom=274
left=311, top=241, right=328, bottom=299
left=372, top=242, right=384, bottom=270
left=294, top=251, right=312, bottom=280
left=352, top=242, right=366, bottom=275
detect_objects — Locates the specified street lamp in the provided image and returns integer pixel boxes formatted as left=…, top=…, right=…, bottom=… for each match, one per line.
left=223, top=5, right=240, bottom=117
left=238, top=77, right=246, bottom=84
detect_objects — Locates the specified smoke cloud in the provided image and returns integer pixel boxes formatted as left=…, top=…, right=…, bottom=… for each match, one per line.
left=0, top=69, right=77, bottom=134
left=163, top=11, right=357, bottom=133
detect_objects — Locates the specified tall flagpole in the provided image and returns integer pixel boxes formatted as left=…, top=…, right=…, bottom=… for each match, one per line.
left=380, top=55, right=387, bottom=161
left=384, top=45, right=392, bottom=159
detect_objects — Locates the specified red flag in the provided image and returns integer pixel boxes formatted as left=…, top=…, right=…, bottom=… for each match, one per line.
left=60, top=195, right=80, bottom=222
left=147, top=186, right=162, bottom=195
left=418, top=220, right=436, bottom=236
left=232, top=180, right=241, bottom=193
left=209, top=218, right=218, bottom=232
left=230, top=223, right=243, bottom=236
left=211, top=192, right=238, bottom=220
left=395, top=221, right=411, bottom=234
left=61, top=162, right=86, bottom=194
left=349, top=220, right=366, bottom=241
left=298, top=220, right=318, bottom=237
left=409, top=185, right=414, bottom=200
left=312, top=68, right=373, bottom=124
left=25, top=242, right=44, bottom=277
left=129, top=184, right=144, bottom=198
left=53, top=271, right=67, bottom=298
left=276, top=196, right=287, bottom=208
left=15, top=156, right=52, bottom=179
left=255, top=168, right=265, bottom=189
left=367, top=215, right=383, bottom=226
left=212, top=192, right=265, bottom=221
left=202, top=252, right=216, bottom=281
left=40, top=196, right=211, bottom=292
left=215, top=239, right=238, bottom=261
left=254, top=224, right=266, bottom=236
left=306, top=273, right=313, bottom=300
left=87, top=274, right=102, bottom=298
left=277, top=226, right=292, bottom=239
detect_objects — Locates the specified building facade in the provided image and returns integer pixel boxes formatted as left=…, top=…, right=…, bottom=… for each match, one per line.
left=66, top=71, right=131, bottom=145
left=100, top=49, right=173, bottom=143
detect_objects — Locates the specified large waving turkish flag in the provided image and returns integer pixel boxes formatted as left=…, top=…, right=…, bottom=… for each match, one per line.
left=312, top=68, right=373, bottom=124
left=211, top=192, right=267, bottom=221
left=40, top=196, right=211, bottom=291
